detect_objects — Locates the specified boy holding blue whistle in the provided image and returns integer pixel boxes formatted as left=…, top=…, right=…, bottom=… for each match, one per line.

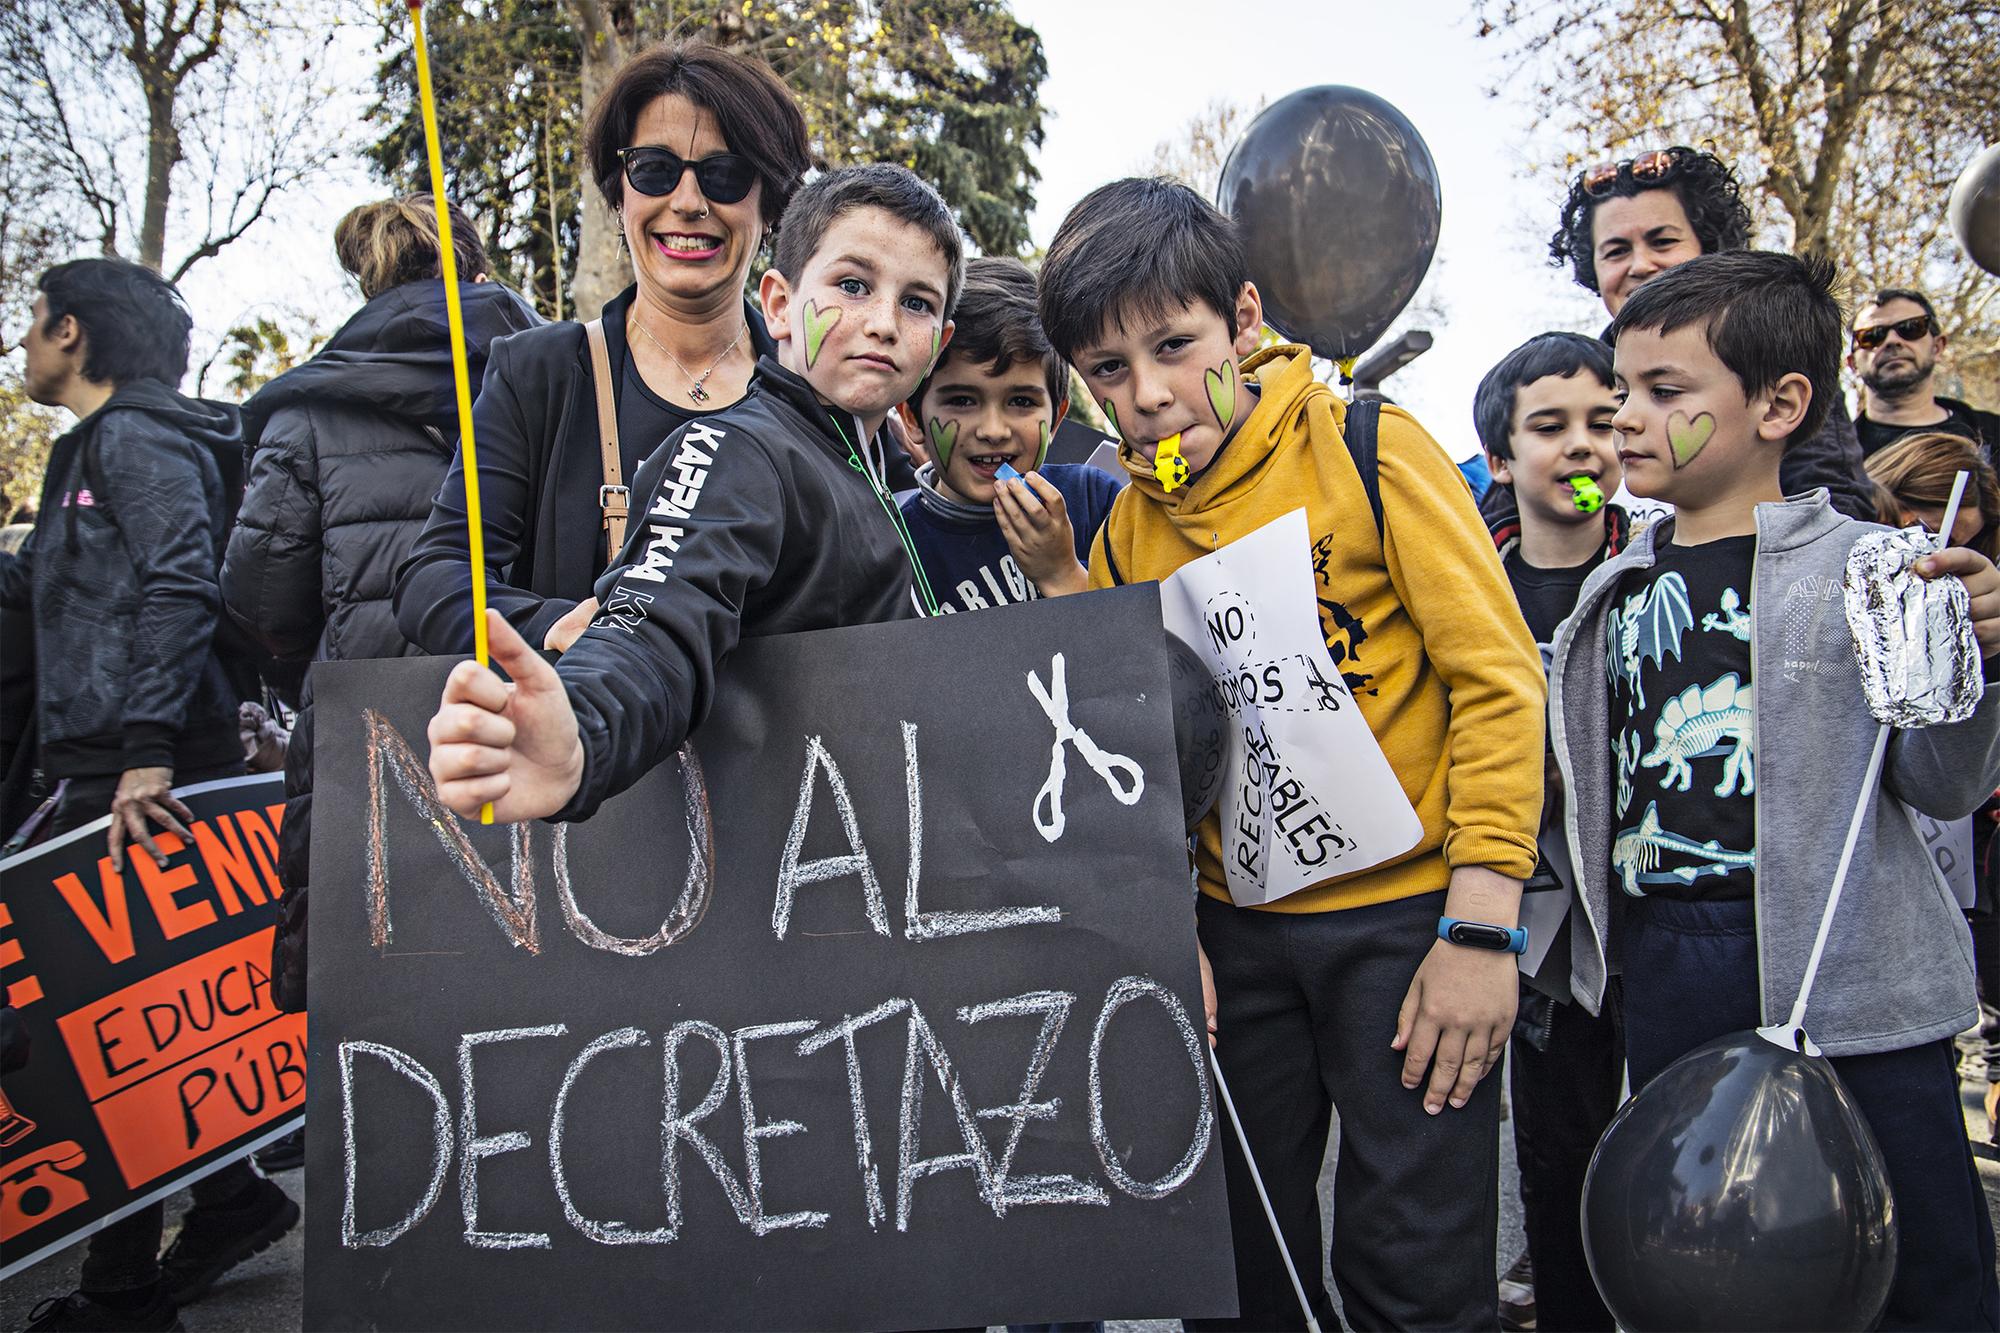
left=898, top=257, right=1120, bottom=612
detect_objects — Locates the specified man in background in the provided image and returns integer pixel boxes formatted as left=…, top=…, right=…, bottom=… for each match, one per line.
left=1851, top=287, right=2000, bottom=465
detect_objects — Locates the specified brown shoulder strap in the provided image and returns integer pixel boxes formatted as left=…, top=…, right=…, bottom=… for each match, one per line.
left=585, top=318, right=627, bottom=563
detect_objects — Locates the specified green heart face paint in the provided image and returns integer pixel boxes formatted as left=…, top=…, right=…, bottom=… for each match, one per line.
left=802, top=299, right=842, bottom=370
left=1667, top=410, right=1716, bottom=468
left=927, top=417, right=959, bottom=469
left=928, top=325, right=942, bottom=374
left=1036, top=419, right=1051, bottom=469
left=1100, top=400, right=1120, bottom=439
left=1205, top=361, right=1237, bottom=432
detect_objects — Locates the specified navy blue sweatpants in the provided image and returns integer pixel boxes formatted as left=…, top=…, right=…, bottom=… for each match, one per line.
left=1620, top=893, right=2000, bottom=1332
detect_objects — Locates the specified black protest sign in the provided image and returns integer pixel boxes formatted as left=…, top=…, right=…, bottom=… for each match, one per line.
left=0, top=775, right=301, bottom=1280
left=304, top=584, right=1236, bottom=1332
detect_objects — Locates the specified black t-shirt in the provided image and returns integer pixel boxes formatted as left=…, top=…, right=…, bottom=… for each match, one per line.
left=1604, top=535, right=1757, bottom=902
left=617, top=299, right=781, bottom=462
left=1856, top=404, right=1989, bottom=459
left=619, top=343, right=760, bottom=463
left=1503, top=541, right=1606, bottom=645
left=622, top=330, right=920, bottom=495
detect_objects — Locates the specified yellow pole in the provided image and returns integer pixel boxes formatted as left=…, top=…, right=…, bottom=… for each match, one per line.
left=406, top=0, right=494, bottom=824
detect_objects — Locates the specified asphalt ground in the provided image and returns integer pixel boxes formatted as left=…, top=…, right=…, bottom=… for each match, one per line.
left=4, top=1065, right=1995, bottom=1332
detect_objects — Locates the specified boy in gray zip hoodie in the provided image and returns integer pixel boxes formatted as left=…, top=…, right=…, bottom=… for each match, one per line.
left=1549, top=250, right=2000, bottom=1330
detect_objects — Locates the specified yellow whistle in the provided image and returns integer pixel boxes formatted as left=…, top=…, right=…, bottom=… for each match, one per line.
left=1153, top=432, right=1190, bottom=492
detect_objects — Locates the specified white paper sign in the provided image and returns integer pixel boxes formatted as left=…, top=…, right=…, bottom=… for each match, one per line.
left=1909, top=808, right=1978, bottom=909
left=1085, top=440, right=1128, bottom=487
left=1158, top=509, right=1423, bottom=905
left=1613, top=480, right=1672, bottom=531
left=1521, top=837, right=1573, bottom=983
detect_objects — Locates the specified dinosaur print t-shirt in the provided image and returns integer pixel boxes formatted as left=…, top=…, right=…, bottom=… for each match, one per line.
left=1604, top=535, right=1756, bottom=901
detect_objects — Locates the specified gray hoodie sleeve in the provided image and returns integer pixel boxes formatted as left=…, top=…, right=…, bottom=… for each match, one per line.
left=1883, top=684, right=2000, bottom=821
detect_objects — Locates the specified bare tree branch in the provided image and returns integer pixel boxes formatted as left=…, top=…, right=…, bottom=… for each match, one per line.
left=1476, top=0, right=2000, bottom=402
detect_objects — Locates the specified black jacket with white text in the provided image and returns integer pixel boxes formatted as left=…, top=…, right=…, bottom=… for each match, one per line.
left=554, top=355, right=920, bottom=820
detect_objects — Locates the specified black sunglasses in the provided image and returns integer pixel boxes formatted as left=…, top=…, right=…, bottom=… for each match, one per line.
left=1853, top=314, right=1938, bottom=350
left=617, top=147, right=758, bottom=205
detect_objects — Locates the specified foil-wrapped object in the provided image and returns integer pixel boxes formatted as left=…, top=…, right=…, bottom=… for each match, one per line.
left=1843, top=527, right=1982, bottom=727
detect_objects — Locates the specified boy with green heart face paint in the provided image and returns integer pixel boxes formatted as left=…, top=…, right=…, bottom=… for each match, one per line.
left=1552, top=250, right=2000, bottom=1332
left=420, top=164, right=970, bottom=831
left=898, top=257, right=1122, bottom=611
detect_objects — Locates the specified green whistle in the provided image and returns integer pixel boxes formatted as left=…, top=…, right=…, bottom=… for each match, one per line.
left=1567, top=475, right=1606, bottom=513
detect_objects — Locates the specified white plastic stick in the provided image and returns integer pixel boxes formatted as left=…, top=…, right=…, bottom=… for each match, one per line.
left=1208, top=1047, right=1323, bottom=1333
left=1761, top=470, right=1969, bottom=1054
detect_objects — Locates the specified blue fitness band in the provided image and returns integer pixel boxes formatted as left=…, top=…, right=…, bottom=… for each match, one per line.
left=1438, top=916, right=1528, bottom=955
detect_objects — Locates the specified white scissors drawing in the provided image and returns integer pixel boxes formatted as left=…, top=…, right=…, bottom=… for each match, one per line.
left=1028, top=653, right=1145, bottom=843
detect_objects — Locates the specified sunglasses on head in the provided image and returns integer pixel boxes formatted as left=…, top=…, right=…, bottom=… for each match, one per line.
left=1580, top=149, right=1683, bottom=198
left=617, top=146, right=758, bottom=205
left=1852, top=314, right=1938, bottom=350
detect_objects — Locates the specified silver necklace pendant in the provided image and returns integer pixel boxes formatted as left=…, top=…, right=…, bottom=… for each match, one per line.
left=688, top=382, right=709, bottom=404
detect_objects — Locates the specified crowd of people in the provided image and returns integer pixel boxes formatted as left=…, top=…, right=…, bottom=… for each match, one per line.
left=5, top=34, right=2000, bottom=1333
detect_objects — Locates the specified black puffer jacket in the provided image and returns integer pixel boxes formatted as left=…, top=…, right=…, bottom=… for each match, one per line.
left=0, top=382, right=242, bottom=779
left=222, top=279, right=540, bottom=1004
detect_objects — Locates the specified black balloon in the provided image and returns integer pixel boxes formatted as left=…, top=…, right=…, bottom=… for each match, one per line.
left=1582, top=1031, right=1896, bottom=1332
left=1166, top=633, right=1226, bottom=830
left=1948, top=143, right=2000, bottom=277
left=1217, top=86, right=1442, bottom=362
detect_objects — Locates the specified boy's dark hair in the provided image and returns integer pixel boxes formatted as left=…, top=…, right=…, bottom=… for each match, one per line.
left=1608, top=249, right=1842, bottom=447
left=1548, top=147, right=1753, bottom=295
left=583, top=40, right=813, bottom=234
left=1861, top=286, right=1938, bottom=325
left=1037, top=177, right=1246, bottom=361
left=915, top=257, right=1066, bottom=409
left=771, top=163, right=966, bottom=319
left=38, top=259, right=192, bottom=387
left=1473, top=333, right=1617, bottom=458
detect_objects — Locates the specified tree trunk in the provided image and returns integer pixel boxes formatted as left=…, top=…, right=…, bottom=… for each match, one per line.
left=140, top=80, right=179, bottom=272
left=567, top=0, right=639, bottom=317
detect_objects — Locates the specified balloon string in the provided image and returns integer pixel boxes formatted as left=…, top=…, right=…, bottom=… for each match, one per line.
left=1209, top=1048, right=1323, bottom=1333
left=406, top=0, right=493, bottom=825
left=1762, top=469, right=1969, bottom=1053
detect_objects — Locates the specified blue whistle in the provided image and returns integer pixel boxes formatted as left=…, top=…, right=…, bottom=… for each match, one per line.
left=995, top=463, right=1023, bottom=483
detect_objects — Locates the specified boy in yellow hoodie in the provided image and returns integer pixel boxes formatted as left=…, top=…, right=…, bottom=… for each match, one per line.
left=1039, top=177, right=1546, bottom=1330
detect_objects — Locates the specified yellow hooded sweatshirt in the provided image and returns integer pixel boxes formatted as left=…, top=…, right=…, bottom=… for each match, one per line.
left=1089, top=344, right=1545, bottom=914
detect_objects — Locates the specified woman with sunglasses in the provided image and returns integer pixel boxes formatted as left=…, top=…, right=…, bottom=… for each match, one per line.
left=1482, top=145, right=1875, bottom=524
left=397, top=40, right=813, bottom=658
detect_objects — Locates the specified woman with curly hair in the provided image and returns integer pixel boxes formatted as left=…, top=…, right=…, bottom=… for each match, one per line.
left=1483, top=147, right=1874, bottom=529
left=1546, top=146, right=1751, bottom=317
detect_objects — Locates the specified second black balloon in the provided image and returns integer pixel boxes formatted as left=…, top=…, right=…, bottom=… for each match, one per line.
left=1217, top=85, right=1442, bottom=363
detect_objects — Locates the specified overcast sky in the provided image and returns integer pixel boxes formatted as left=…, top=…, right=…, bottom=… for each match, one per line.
left=178, top=0, right=1613, bottom=461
